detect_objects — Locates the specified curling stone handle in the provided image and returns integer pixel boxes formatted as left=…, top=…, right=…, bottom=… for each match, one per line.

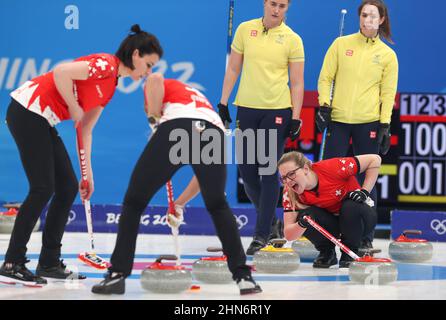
left=403, top=230, right=422, bottom=237
left=155, top=255, right=178, bottom=263
left=206, top=247, right=223, bottom=253
left=359, top=248, right=382, bottom=257
left=269, top=239, right=287, bottom=247
left=3, top=203, right=22, bottom=209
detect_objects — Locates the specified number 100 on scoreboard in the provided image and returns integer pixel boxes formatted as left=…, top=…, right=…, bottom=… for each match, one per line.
left=398, top=93, right=446, bottom=204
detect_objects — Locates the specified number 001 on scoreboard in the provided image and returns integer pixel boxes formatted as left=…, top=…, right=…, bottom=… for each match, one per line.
left=398, top=93, right=446, bottom=204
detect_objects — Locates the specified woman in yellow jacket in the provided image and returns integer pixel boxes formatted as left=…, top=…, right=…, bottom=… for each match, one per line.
left=218, top=0, right=305, bottom=255
left=316, top=0, right=398, bottom=249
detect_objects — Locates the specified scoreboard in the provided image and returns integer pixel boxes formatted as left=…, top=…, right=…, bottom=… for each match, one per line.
left=390, top=93, right=446, bottom=205
left=339, top=92, right=446, bottom=208
left=237, top=91, right=446, bottom=210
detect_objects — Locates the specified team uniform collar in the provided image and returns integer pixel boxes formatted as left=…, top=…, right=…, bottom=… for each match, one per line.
left=259, top=17, right=286, bottom=34
left=357, top=31, right=381, bottom=45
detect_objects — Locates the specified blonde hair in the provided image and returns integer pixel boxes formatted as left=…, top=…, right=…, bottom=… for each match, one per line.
left=278, top=152, right=312, bottom=211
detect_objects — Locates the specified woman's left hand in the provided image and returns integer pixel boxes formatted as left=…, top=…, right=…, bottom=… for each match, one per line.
left=79, top=178, right=94, bottom=201
left=347, top=189, right=370, bottom=203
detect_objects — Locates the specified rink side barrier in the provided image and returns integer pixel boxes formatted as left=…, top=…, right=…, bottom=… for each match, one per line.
left=0, top=203, right=394, bottom=238
left=391, top=210, right=446, bottom=242
left=38, top=205, right=259, bottom=236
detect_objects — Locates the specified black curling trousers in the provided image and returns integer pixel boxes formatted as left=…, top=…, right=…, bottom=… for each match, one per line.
left=301, top=200, right=377, bottom=253
left=323, top=121, right=380, bottom=242
left=109, top=118, right=251, bottom=280
left=5, top=99, right=78, bottom=266
left=236, top=106, right=292, bottom=241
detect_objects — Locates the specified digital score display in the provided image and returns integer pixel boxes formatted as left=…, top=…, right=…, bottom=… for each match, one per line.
left=397, top=93, right=446, bottom=204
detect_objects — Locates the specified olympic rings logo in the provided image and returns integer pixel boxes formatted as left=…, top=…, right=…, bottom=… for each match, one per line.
left=235, top=214, right=249, bottom=230
left=430, top=219, right=446, bottom=235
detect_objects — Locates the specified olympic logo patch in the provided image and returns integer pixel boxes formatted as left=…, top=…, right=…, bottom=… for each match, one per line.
left=431, top=219, right=446, bottom=235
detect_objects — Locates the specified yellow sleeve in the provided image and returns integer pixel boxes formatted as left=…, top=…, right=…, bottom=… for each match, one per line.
left=380, top=51, right=399, bottom=124
left=318, top=39, right=339, bottom=106
left=289, top=34, right=305, bottom=62
left=231, top=23, right=245, bottom=54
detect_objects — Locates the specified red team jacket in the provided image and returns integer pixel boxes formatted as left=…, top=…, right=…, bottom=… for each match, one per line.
left=144, top=79, right=225, bottom=131
left=11, top=53, right=120, bottom=126
left=283, top=157, right=362, bottom=214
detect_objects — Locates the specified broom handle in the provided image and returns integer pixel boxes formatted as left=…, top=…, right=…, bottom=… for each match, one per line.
left=319, top=9, right=348, bottom=162
left=166, top=180, right=181, bottom=266
left=303, top=215, right=359, bottom=260
left=76, top=127, right=96, bottom=253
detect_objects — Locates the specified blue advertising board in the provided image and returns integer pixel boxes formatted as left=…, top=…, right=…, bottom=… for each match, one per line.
left=38, top=204, right=283, bottom=237
left=391, top=210, right=446, bottom=242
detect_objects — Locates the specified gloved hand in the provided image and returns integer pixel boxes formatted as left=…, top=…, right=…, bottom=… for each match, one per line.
left=289, top=119, right=302, bottom=141
left=316, top=106, right=332, bottom=133
left=377, top=123, right=391, bottom=155
left=347, top=189, right=370, bottom=203
left=148, top=116, right=159, bottom=132
left=297, top=210, right=311, bottom=228
left=166, top=204, right=185, bottom=228
left=217, top=103, right=232, bottom=128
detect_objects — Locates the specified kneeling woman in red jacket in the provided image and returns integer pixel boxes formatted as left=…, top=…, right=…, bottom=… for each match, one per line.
left=278, top=152, right=381, bottom=268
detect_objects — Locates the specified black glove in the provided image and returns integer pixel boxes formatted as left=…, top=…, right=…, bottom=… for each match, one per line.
left=148, top=116, right=159, bottom=132
left=347, top=189, right=370, bottom=203
left=297, top=210, right=311, bottom=228
left=377, top=123, right=391, bottom=155
left=316, top=106, right=332, bottom=133
left=289, top=119, right=302, bottom=141
left=217, top=103, right=232, bottom=128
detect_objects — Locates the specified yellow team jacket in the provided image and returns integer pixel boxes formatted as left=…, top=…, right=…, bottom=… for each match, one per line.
left=231, top=18, right=305, bottom=110
left=318, top=32, right=398, bottom=124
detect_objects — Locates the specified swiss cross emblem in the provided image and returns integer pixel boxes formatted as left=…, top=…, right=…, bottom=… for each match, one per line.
left=275, top=117, right=283, bottom=125
left=95, top=59, right=108, bottom=71
left=335, top=189, right=343, bottom=197
left=346, top=50, right=354, bottom=56
left=251, top=30, right=258, bottom=37
left=370, top=131, right=377, bottom=139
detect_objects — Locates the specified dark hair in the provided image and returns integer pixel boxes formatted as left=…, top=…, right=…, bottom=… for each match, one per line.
left=116, top=24, right=163, bottom=70
left=358, top=0, right=394, bottom=44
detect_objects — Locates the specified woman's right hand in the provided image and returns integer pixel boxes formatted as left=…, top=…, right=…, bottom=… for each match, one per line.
left=297, top=210, right=311, bottom=228
left=217, top=103, right=232, bottom=127
left=166, top=204, right=184, bottom=229
left=70, top=105, right=84, bottom=126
